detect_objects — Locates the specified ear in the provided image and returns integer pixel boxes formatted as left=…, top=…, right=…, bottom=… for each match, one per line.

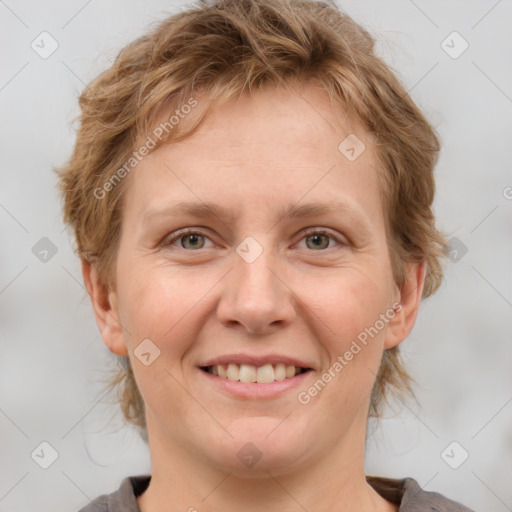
left=81, top=260, right=128, bottom=356
left=384, top=262, right=426, bottom=349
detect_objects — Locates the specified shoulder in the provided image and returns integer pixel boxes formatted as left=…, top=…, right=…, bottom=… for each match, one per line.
left=367, top=475, right=475, bottom=511
left=78, top=475, right=151, bottom=512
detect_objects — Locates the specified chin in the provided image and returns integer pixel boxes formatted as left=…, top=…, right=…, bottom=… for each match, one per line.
left=201, top=415, right=316, bottom=476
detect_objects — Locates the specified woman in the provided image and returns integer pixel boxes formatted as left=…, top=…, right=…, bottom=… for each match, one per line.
left=57, top=0, right=474, bottom=510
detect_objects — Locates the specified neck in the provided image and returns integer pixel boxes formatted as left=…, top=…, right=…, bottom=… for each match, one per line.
left=137, top=412, right=396, bottom=512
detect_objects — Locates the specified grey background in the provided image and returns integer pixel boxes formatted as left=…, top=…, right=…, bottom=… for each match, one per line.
left=1, top=1, right=511, bottom=510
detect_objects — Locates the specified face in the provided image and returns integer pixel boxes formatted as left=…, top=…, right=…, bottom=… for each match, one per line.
left=90, top=82, right=421, bottom=478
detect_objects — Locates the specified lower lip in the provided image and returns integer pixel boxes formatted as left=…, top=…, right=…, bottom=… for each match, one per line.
left=198, top=368, right=313, bottom=399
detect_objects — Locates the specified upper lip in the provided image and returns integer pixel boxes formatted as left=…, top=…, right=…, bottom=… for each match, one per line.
left=199, top=354, right=314, bottom=370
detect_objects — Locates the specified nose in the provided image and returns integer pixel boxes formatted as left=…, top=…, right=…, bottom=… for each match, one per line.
left=216, top=243, right=296, bottom=335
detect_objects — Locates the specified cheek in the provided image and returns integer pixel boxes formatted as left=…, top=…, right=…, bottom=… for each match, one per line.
left=310, top=264, right=393, bottom=338
left=309, top=266, right=393, bottom=388
left=304, top=294, right=389, bottom=417
left=115, top=265, right=205, bottom=425
left=116, top=262, right=205, bottom=355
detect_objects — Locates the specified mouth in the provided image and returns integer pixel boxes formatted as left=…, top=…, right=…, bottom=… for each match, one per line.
left=200, top=363, right=312, bottom=383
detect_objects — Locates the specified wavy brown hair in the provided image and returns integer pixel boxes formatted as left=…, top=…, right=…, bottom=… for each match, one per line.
left=57, top=0, right=446, bottom=438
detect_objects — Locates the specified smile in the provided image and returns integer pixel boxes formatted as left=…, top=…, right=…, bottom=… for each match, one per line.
left=201, top=363, right=310, bottom=383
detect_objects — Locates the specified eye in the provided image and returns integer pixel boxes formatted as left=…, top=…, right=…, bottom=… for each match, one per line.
left=163, top=229, right=214, bottom=250
left=162, top=227, right=346, bottom=252
left=299, top=229, right=344, bottom=251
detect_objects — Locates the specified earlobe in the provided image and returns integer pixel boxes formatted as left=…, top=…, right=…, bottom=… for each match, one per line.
left=384, top=262, right=426, bottom=349
left=81, top=260, right=128, bottom=356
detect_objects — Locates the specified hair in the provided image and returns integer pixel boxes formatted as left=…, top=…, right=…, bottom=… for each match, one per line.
left=56, top=0, right=447, bottom=438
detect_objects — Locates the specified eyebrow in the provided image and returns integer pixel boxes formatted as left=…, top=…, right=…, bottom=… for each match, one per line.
left=142, top=200, right=369, bottom=230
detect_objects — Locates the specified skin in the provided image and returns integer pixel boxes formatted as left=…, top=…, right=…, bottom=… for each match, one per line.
left=83, top=81, right=425, bottom=512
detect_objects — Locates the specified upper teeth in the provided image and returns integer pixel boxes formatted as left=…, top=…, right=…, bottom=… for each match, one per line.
left=207, top=363, right=302, bottom=383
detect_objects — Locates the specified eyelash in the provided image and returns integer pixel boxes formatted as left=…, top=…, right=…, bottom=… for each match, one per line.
left=162, top=228, right=346, bottom=251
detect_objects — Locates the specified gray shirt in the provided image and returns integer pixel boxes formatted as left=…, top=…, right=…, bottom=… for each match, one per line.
left=79, top=474, right=475, bottom=511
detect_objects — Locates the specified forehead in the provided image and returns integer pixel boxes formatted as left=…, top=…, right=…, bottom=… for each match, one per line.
left=188, top=82, right=364, bottom=156
left=123, top=82, right=383, bottom=225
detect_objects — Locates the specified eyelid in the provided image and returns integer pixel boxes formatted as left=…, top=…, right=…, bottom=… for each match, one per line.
left=162, top=228, right=216, bottom=248
left=302, top=227, right=345, bottom=241
left=299, top=227, right=348, bottom=248
left=162, top=226, right=348, bottom=250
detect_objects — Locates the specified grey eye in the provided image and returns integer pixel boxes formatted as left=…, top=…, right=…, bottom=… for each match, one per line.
left=304, top=232, right=334, bottom=250
left=179, top=233, right=206, bottom=250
